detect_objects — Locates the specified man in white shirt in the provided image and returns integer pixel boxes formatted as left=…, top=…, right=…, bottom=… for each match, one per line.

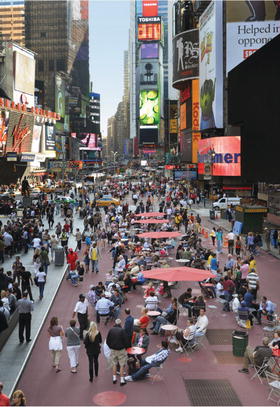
left=145, top=292, right=159, bottom=311
left=32, top=237, right=41, bottom=250
left=72, top=294, right=89, bottom=339
left=95, top=294, right=114, bottom=324
left=194, top=309, right=209, bottom=337
left=227, top=231, right=235, bottom=255
left=114, top=255, right=126, bottom=275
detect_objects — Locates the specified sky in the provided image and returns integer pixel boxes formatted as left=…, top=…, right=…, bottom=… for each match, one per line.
left=89, top=0, right=130, bottom=138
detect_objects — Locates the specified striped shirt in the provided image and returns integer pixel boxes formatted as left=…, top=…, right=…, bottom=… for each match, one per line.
left=247, top=272, right=259, bottom=289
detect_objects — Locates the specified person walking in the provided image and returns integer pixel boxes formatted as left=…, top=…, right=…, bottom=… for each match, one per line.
left=16, top=291, right=33, bottom=344
left=209, top=228, right=216, bottom=246
left=84, top=321, right=102, bottom=382
left=75, top=228, right=82, bottom=251
left=106, top=318, right=130, bottom=386
left=48, top=316, right=64, bottom=373
left=216, top=228, right=223, bottom=254
left=20, top=266, right=34, bottom=302
left=72, top=294, right=89, bottom=339
left=89, top=242, right=100, bottom=273
left=35, top=266, right=47, bottom=300
left=65, top=319, right=81, bottom=373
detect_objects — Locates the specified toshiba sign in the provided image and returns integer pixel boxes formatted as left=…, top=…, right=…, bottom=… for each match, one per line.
left=142, top=0, right=158, bottom=17
left=198, top=136, right=241, bottom=176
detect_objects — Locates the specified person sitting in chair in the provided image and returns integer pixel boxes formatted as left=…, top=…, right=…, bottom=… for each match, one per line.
left=175, top=318, right=196, bottom=352
left=125, top=341, right=169, bottom=382
left=238, top=337, right=272, bottom=374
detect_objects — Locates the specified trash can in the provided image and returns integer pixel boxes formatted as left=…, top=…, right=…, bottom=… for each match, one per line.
left=232, top=330, right=248, bottom=357
left=54, top=247, right=65, bottom=266
left=209, top=209, right=215, bottom=220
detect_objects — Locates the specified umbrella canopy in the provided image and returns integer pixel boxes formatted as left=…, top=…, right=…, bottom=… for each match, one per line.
left=134, top=219, right=168, bottom=224
left=142, top=267, right=215, bottom=282
left=134, top=212, right=166, bottom=217
left=137, top=231, right=182, bottom=239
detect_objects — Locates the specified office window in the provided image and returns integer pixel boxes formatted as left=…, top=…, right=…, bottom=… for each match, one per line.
left=38, top=59, right=44, bottom=72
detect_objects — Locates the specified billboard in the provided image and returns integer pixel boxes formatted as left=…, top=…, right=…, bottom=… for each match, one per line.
left=174, top=169, right=197, bottom=181
left=139, top=61, right=159, bottom=85
left=199, top=1, right=223, bottom=130
left=226, top=1, right=280, bottom=73
left=6, top=112, right=34, bottom=153
left=139, top=90, right=160, bottom=126
left=14, top=51, right=35, bottom=96
left=138, top=17, right=161, bottom=41
left=142, top=0, right=158, bottom=17
left=31, top=125, right=42, bottom=153
left=192, top=79, right=200, bottom=163
left=0, top=111, right=9, bottom=156
left=55, top=74, right=65, bottom=132
left=71, top=132, right=98, bottom=150
left=172, top=29, right=199, bottom=88
left=169, top=101, right=178, bottom=134
left=45, top=126, right=55, bottom=151
left=139, top=128, right=158, bottom=145
left=198, top=136, right=241, bottom=176
left=180, top=103, right=187, bottom=130
left=140, top=43, right=159, bottom=59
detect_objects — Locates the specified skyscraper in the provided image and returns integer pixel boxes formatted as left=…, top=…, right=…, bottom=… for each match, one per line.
left=0, top=0, right=25, bottom=47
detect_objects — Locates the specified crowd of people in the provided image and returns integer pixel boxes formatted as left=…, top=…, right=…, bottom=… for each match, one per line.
left=0, top=174, right=279, bottom=404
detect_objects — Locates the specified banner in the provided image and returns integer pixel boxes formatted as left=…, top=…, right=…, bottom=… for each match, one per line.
left=192, top=79, right=200, bottom=163
left=139, top=61, right=159, bottom=86
left=199, top=1, right=223, bottom=130
left=138, top=17, right=161, bottom=41
left=226, top=1, right=280, bottom=72
left=198, top=136, right=241, bottom=176
left=172, top=29, right=199, bottom=88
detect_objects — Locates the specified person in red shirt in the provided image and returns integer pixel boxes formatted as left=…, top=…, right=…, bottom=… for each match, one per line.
left=0, top=382, right=10, bottom=406
left=222, top=276, right=235, bottom=311
left=139, top=307, right=150, bottom=329
left=67, top=248, right=78, bottom=271
left=63, top=222, right=70, bottom=234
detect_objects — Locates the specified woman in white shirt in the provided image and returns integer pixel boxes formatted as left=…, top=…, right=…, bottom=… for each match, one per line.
left=36, top=267, right=47, bottom=300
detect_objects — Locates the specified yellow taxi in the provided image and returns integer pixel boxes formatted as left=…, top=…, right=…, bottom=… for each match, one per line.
left=96, top=195, right=120, bottom=207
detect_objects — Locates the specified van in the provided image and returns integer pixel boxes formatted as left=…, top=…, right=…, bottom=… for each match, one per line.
left=213, top=197, right=241, bottom=210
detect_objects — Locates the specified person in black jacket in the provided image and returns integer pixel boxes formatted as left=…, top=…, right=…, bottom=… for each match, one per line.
left=106, top=319, right=130, bottom=386
left=84, top=321, right=102, bottom=382
left=124, top=308, right=134, bottom=345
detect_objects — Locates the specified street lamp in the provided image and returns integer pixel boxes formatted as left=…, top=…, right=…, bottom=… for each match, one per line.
left=111, top=151, right=118, bottom=173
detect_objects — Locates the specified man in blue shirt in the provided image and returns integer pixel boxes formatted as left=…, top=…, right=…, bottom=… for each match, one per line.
left=210, top=253, right=218, bottom=274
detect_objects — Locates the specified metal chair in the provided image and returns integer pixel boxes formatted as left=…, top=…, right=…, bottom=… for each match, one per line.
left=250, top=357, right=271, bottom=383
left=151, top=363, right=164, bottom=384
left=265, top=371, right=280, bottom=405
left=193, top=334, right=206, bottom=351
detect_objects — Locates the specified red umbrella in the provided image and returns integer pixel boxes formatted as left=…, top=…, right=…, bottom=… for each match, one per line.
left=142, top=267, right=215, bottom=282
left=137, top=231, right=182, bottom=238
left=135, top=212, right=166, bottom=217
left=134, top=219, right=168, bottom=224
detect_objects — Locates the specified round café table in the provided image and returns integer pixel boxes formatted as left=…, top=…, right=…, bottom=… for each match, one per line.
left=161, top=324, right=178, bottom=342
left=147, top=310, right=161, bottom=317
left=126, top=347, right=146, bottom=356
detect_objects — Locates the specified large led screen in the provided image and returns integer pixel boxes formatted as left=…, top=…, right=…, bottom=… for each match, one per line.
left=139, top=90, right=160, bottom=126
left=140, top=43, right=159, bottom=59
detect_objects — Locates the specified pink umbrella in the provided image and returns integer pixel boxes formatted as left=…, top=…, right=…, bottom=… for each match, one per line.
left=142, top=267, right=215, bottom=282
left=134, top=219, right=168, bottom=224
left=134, top=212, right=166, bottom=217
left=137, top=231, right=182, bottom=238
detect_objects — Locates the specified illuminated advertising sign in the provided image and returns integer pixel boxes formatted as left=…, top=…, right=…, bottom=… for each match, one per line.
left=6, top=112, right=34, bottom=153
left=138, top=17, right=161, bottom=41
left=45, top=126, right=55, bottom=151
left=139, top=90, right=160, bottom=126
left=173, top=29, right=199, bottom=88
left=140, top=43, right=159, bottom=59
left=31, top=125, right=42, bottom=153
left=199, top=1, right=223, bottom=130
left=139, top=128, right=158, bottom=145
left=0, top=110, right=9, bottom=155
left=174, top=169, right=197, bottom=181
left=198, top=136, right=241, bottom=176
left=180, top=103, right=187, bottom=130
left=169, top=101, right=178, bottom=134
left=71, top=132, right=98, bottom=150
left=142, top=0, right=158, bottom=17
left=226, top=1, right=280, bottom=73
left=192, top=79, right=200, bottom=163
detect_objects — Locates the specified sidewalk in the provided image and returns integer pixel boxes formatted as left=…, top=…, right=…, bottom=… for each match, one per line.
left=200, top=211, right=280, bottom=260
left=0, top=210, right=85, bottom=397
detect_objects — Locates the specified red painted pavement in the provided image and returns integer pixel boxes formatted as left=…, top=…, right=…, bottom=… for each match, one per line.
left=16, top=218, right=280, bottom=406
